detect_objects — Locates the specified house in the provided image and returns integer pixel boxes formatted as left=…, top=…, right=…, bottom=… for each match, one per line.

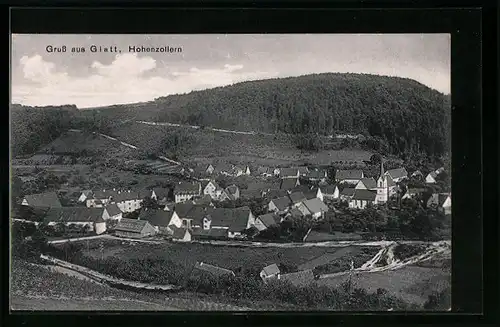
left=22, top=192, right=62, bottom=208
left=42, top=207, right=107, bottom=235
left=287, top=207, right=305, bottom=219
left=174, top=182, right=201, bottom=203
left=304, top=187, right=324, bottom=202
left=254, top=213, right=281, bottom=231
left=402, top=188, right=426, bottom=200
left=169, top=203, right=210, bottom=230
left=78, top=190, right=93, bottom=203
left=339, top=187, right=355, bottom=201
left=205, top=164, right=215, bottom=175
left=384, top=168, right=408, bottom=183
left=169, top=226, right=192, bottom=242
left=114, top=190, right=149, bottom=213
left=102, top=204, right=123, bottom=220
left=260, top=264, right=280, bottom=282
left=335, top=170, right=364, bottom=184
left=306, top=170, right=328, bottom=183
left=215, top=163, right=243, bottom=177
left=427, top=193, right=452, bottom=214
left=289, top=191, right=307, bottom=207
left=244, top=165, right=251, bottom=175
left=192, top=195, right=215, bottom=207
left=280, top=168, right=300, bottom=179
left=225, top=184, right=240, bottom=201
left=322, top=185, right=339, bottom=200
left=114, top=218, right=156, bottom=238
left=411, top=170, right=424, bottom=179
left=297, top=167, right=310, bottom=177
left=280, top=178, right=300, bottom=191
left=269, top=196, right=292, bottom=213
left=203, top=180, right=225, bottom=200
left=257, top=166, right=275, bottom=177
left=151, top=188, right=170, bottom=205
left=138, top=209, right=174, bottom=234
left=163, top=202, right=176, bottom=212
left=193, top=262, right=235, bottom=277
left=85, top=189, right=119, bottom=208
left=228, top=206, right=255, bottom=238
left=277, top=269, right=315, bottom=287
left=355, top=178, right=377, bottom=191
left=297, top=198, right=329, bottom=219
left=349, top=189, right=377, bottom=209
left=425, top=168, right=446, bottom=184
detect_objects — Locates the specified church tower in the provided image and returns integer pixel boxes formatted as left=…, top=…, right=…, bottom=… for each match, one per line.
left=376, top=159, right=388, bottom=203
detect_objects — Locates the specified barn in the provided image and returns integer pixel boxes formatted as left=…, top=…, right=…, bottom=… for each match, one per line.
left=114, top=218, right=156, bottom=238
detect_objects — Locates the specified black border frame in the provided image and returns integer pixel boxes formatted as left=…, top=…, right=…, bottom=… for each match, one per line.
left=4, top=2, right=497, bottom=326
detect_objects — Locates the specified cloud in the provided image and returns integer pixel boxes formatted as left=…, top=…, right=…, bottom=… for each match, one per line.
left=13, top=54, right=279, bottom=108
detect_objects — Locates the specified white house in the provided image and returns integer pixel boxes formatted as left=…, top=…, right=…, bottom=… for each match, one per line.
left=42, top=207, right=107, bottom=235
left=174, top=182, right=202, bottom=203
left=384, top=168, right=408, bottom=183
left=335, top=170, right=364, bottom=184
left=114, top=190, right=149, bottom=213
left=78, top=190, right=93, bottom=203
left=297, top=198, right=329, bottom=219
left=355, top=178, right=378, bottom=191
left=268, top=196, right=292, bottom=213
left=260, top=263, right=280, bottom=282
left=102, top=204, right=123, bottom=220
left=203, top=180, right=224, bottom=200
left=322, top=185, right=340, bottom=200
left=349, top=189, right=377, bottom=209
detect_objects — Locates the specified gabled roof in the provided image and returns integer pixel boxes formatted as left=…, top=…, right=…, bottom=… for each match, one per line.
left=270, top=196, right=292, bottom=211
left=280, top=178, right=299, bottom=190
left=279, top=269, right=315, bottom=287
left=289, top=191, right=307, bottom=204
left=225, top=184, right=239, bottom=195
left=261, top=263, right=280, bottom=276
left=280, top=168, right=299, bottom=177
left=92, top=190, right=119, bottom=200
left=152, top=188, right=169, bottom=199
left=203, top=180, right=221, bottom=190
left=80, top=190, right=93, bottom=197
left=229, top=206, right=252, bottom=232
left=411, top=170, right=424, bottom=176
left=385, top=168, right=408, bottom=180
left=174, top=182, right=201, bottom=195
left=358, top=178, right=377, bottom=189
left=193, top=262, right=235, bottom=277
left=340, top=188, right=355, bottom=196
left=191, top=227, right=228, bottom=238
left=207, top=208, right=235, bottom=227
left=302, top=198, right=329, bottom=214
left=193, top=195, right=213, bottom=206
left=296, top=167, right=309, bottom=175
left=114, top=191, right=148, bottom=202
left=257, top=213, right=280, bottom=228
left=115, top=218, right=151, bottom=233
left=427, top=193, right=451, bottom=207
left=352, top=189, right=376, bottom=201
left=43, top=207, right=104, bottom=224
left=322, top=184, right=337, bottom=194
left=336, top=170, right=363, bottom=180
left=138, top=209, right=173, bottom=227
left=289, top=207, right=304, bottom=218
left=104, top=203, right=122, bottom=217
left=169, top=225, right=190, bottom=239
left=307, top=170, right=327, bottom=179
left=173, top=202, right=195, bottom=217
left=23, top=192, right=62, bottom=208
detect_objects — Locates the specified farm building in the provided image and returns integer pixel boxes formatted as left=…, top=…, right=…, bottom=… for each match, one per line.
left=138, top=209, right=174, bottom=234
left=114, top=218, right=156, bottom=238
left=322, top=185, right=340, bottom=200
left=339, top=187, right=355, bottom=201
left=349, top=189, right=377, bottom=209
left=426, top=193, right=452, bottom=215
left=384, top=168, right=408, bottom=182
left=114, top=190, right=149, bottom=213
left=289, top=191, right=307, bottom=207
left=150, top=188, right=170, bottom=206
left=78, top=190, right=93, bottom=203
left=168, top=226, right=192, bottom=242
left=192, top=262, right=235, bottom=278
left=254, top=213, right=281, bottom=231
left=297, top=198, right=329, bottom=219
left=225, top=184, right=240, bottom=201
left=277, top=269, right=315, bottom=287
left=202, top=180, right=225, bottom=200
left=306, top=170, right=328, bottom=183
left=228, top=206, right=255, bottom=238
left=22, top=192, right=62, bottom=208
left=102, top=204, right=123, bottom=220
left=280, top=168, right=300, bottom=179
left=268, top=196, right=292, bottom=213
left=174, top=182, right=202, bottom=203
left=335, top=170, right=364, bottom=184
left=260, top=263, right=280, bottom=282
left=402, top=188, right=427, bottom=200
left=42, top=207, right=106, bottom=234
left=280, top=178, right=300, bottom=191
left=355, top=178, right=378, bottom=191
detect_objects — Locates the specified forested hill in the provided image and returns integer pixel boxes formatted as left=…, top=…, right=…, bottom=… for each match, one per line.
left=88, top=73, right=450, bottom=157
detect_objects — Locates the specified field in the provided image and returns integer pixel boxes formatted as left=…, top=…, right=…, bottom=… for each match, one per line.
left=10, top=259, right=254, bottom=311
left=317, top=263, right=451, bottom=307
left=80, top=240, right=380, bottom=273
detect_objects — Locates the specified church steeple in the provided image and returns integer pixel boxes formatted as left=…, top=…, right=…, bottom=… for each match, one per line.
left=380, top=157, right=385, bottom=178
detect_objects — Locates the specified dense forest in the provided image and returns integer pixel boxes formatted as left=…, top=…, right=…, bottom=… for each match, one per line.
left=11, top=73, right=451, bottom=160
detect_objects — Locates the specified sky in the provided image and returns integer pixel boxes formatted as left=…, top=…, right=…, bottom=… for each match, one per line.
left=11, top=34, right=450, bottom=108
